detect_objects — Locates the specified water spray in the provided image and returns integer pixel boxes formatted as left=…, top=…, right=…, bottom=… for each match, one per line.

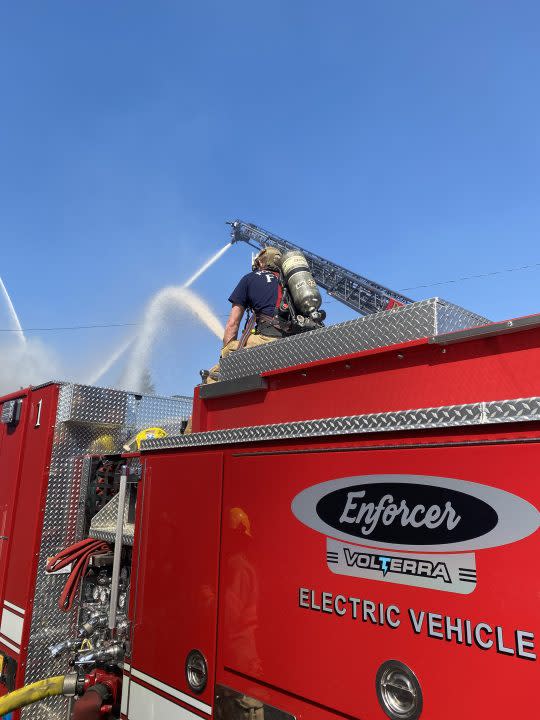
left=87, top=336, right=135, bottom=386
left=120, top=286, right=224, bottom=392
left=183, top=242, right=231, bottom=288
left=90, top=243, right=232, bottom=391
left=0, top=275, right=26, bottom=345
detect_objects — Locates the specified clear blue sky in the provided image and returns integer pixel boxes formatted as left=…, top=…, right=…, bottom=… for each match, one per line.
left=1, top=1, right=540, bottom=396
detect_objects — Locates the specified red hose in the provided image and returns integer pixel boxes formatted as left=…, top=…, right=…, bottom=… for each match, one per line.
left=47, top=539, right=110, bottom=612
left=70, top=689, right=104, bottom=720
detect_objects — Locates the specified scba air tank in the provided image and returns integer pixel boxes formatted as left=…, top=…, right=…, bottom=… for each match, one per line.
left=280, top=250, right=323, bottom=318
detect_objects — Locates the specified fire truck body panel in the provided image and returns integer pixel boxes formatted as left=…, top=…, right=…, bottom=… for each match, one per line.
left=0, top=388, right=31, bottom=664
left=126, top=451, right=223, bottom=718
left=196, top=319, right=540, bottom=434
left=0, top=384, right=191, bottom=718
left=132, top=316, right=540, bottom=720
left=1, top=297, right=540, bottom=719
left=220, top=439, right=539, bottom=719
left=130, top=426, right=540, bottom=720
left=3, top=384, right=59, bottom=619
left=0, top=384, right=60, bottom=691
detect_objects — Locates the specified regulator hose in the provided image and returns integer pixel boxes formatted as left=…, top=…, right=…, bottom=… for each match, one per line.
left=0, top=675, right=66, bottom=714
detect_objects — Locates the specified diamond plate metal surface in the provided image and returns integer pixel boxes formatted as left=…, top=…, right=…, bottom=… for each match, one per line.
left=219, top=298, right=489, bottom=381
left=126, top=393, right=192, bottom=428
left=142, top=396, right=540, bottom=451
left=435, top=303, right=486, bottom=334
left=22, top=383, right=191, bottom=720
left=89, top=491, right=134, bottom=546
left=57, top=384, right=129, bottom=426
left=486, top=397, right=540, bottom=423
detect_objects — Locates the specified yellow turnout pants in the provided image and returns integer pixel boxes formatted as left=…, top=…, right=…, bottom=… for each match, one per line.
left=205, top=333, right=276, bottom=385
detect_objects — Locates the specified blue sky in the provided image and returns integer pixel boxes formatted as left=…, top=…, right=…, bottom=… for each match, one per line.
left=1, top=2, right=540, bottom=396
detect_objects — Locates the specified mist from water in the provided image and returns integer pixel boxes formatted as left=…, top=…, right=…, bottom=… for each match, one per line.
left=0, top=337, right=61, bottom=395
left=0, top=242, right=232, bottom=395
left=0, top=275, right=64, bottom=393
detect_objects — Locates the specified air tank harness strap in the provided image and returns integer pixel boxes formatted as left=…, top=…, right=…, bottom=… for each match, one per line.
left=254, top=269, right=292, bottom=338
left=238, top=312, right=257, bottom=349
left=46, top=538, right=111, bottom=612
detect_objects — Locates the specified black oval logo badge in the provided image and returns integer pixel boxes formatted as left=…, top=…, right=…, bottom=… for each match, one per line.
left=291, top=475, right=540, bottom=552
left=316, top=482, right=498, bottom=545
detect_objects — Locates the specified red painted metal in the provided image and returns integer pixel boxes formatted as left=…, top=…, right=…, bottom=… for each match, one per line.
left=0, top=391, right=30, bottom=616
left=193, top=323, right=540, bottom=432
left=80, top=668, right=122, bottom=717
left=2, top=315, right=540, bottom=719
left=128, top=451, right=223, bottom=715
left=0, top=384, right=59, bottom=696
left=131, top=319, right=540, bottom=719
left=4, top=386, right=59, bottom=614
left=218, top=439, right=539, bottom=719
left=134, top=430, right=540, bottom=719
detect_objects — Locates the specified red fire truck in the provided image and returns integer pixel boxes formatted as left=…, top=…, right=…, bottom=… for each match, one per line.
left=0, top=222, right=538, bottom=720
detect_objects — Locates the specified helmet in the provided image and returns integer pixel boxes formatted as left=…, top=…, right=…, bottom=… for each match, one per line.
left=252, top=246, right=282, bottom=272
left=89, top=434, right=115, bottom=454
left=122, top=427, right=167, bottom=452
left=229, top=507, right=252, bottom=537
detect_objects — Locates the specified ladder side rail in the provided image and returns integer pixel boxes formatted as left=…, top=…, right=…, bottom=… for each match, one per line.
left=230, top=220, right=413, bottom=314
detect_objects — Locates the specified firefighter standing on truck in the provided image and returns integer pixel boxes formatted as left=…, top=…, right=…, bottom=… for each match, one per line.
left=183, top=246, right=290, bottom=435
left=207, top=246, right=290, bottom=384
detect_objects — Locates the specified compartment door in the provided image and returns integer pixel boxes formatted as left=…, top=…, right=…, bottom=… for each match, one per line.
left=128, top=451, right=223, bottom=720
left=220, top=442, right=540, bottom=720
left=0, top=392, right=29, bottom=660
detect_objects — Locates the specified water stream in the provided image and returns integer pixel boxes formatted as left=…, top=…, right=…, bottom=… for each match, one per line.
left=86, top=336, right=135, bottom=387
left=0, top=277, right=59, bottom=391
left=0, top=242, right=231, bottom=393
left=183, top=242, right=231, bottom=288
left=91, top=243, right=231, bottom=390
left=120, top=286, right=224, bottom=392
left=0, top=275, right=26, bottom=345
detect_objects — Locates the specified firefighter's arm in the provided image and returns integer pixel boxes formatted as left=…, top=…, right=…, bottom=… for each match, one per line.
left=223, top=304, right=245, bottom=346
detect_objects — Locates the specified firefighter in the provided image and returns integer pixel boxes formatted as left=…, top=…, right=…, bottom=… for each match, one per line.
left=208, top=245, right=292, bottom=382
left=226, top=245, right=291, bottom=338
left=184, top=247, right=290, bottom=434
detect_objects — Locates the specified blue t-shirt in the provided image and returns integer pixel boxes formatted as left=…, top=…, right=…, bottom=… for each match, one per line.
left=228, top=270, right=280, bottom=316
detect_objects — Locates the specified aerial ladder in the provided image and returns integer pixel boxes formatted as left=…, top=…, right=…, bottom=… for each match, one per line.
left=229, top=219, right=413, bottom=315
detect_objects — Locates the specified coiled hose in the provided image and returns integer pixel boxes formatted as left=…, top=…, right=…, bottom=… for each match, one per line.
left=0, top=675, right=66, bottom=714
left=46, top=539, right=110, bottom=611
